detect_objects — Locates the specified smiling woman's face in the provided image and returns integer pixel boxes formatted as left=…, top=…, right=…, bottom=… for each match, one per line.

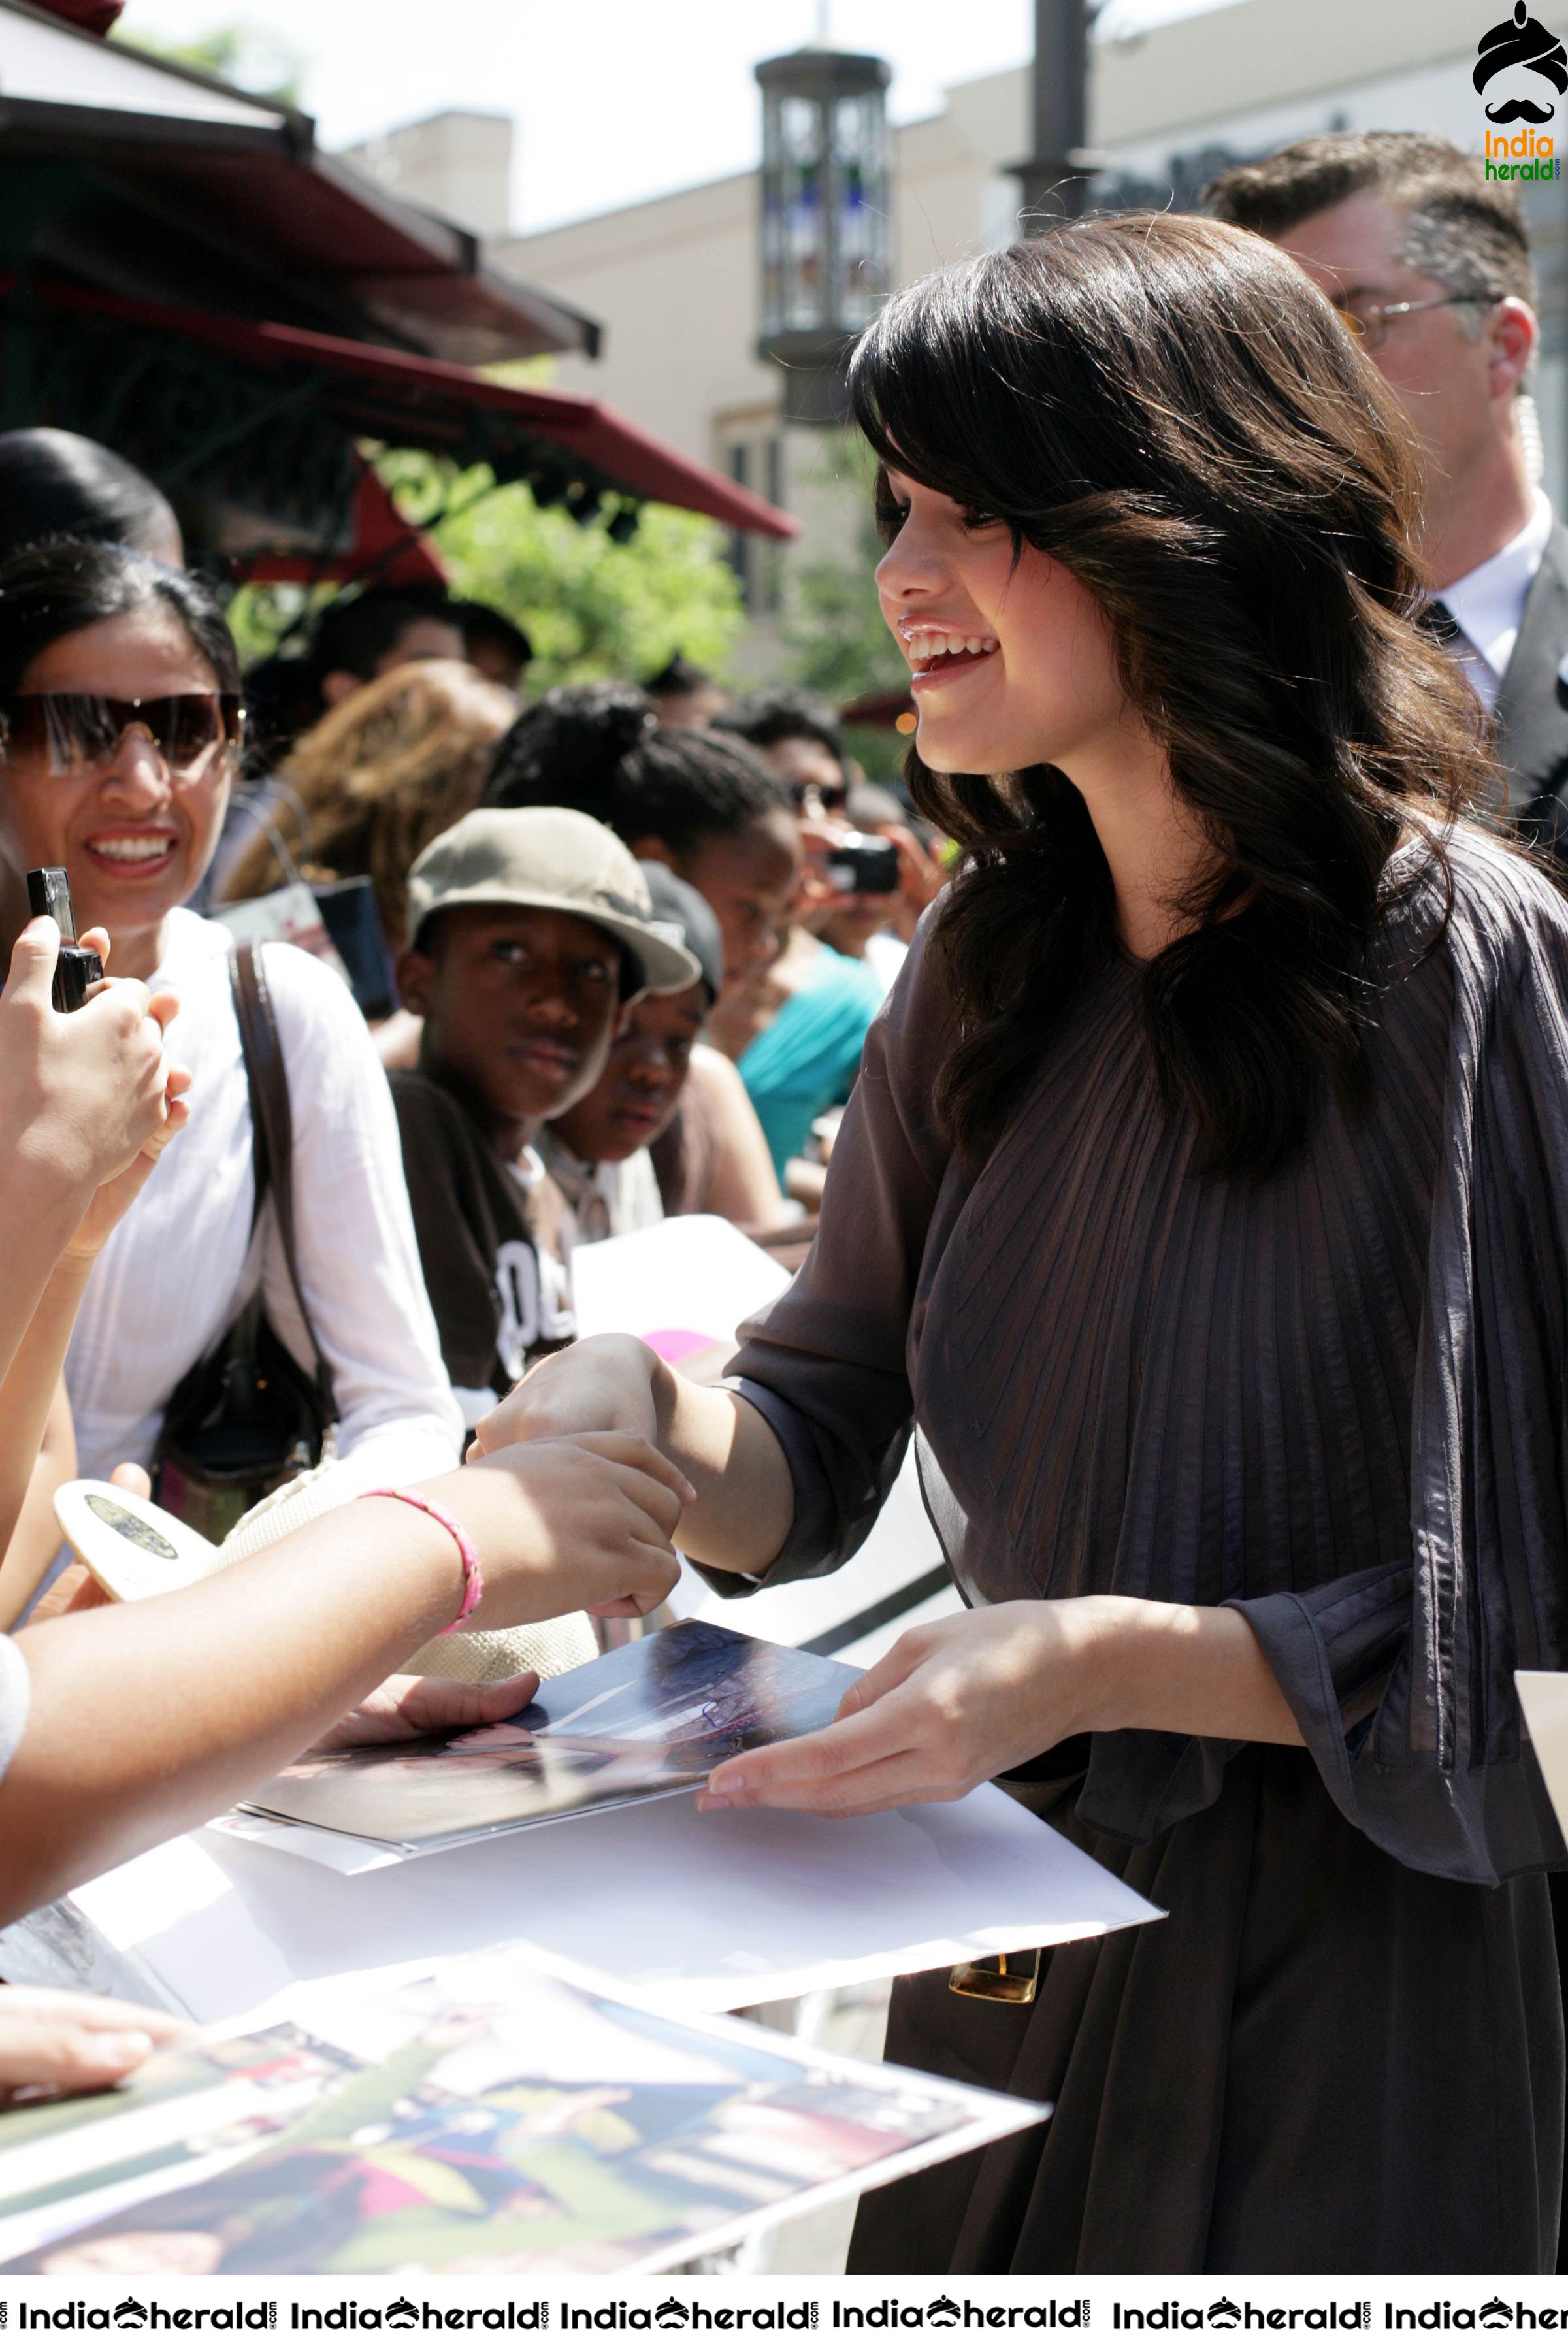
left=0, top=604, right=232, bottom=973
left=874, top=468, right=1128, bottom=781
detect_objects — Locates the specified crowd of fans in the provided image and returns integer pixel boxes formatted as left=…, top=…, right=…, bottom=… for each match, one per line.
left=9, top=123, right=1568, bottom=2276
left=3, top=124, right=1568, bottom=2279
left=0, top=427, right=946, bottom=2108
left=0, top=420, right=946, bottom=1649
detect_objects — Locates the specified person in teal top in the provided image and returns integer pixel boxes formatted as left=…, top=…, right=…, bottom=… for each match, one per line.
left=708, top=690, right=891, bottom=1181
left=736, top=938, right=886, bottom=1179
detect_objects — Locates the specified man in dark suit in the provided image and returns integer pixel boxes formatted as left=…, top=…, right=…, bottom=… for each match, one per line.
left=1499, top=524, right=1568, bottom=851
left=1209, top=133, right=1568, bottom=847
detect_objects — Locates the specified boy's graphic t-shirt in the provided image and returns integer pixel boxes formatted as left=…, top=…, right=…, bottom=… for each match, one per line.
left=391, top=1069, right=576, bottom=1430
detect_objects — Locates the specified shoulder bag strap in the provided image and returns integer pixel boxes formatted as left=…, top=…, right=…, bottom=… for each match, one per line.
left=229, top=943, right=338, bottom=1426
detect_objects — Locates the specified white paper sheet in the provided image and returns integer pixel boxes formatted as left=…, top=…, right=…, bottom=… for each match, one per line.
left=570, top=1215, right=790, bottom=1358
left=1516, top=1671, right=1568, bottom=1838
left=61, top=1780, right=1162, bottom=2025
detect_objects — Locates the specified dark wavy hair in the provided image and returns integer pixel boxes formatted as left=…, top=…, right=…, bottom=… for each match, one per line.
left=0, top=429, right=181, bottom=567
left=483, top=682, right=789, bottom=855
left=0, top=537, right=240, bottom=700
left=850, top=212, right=1497, bottom=1179
left=711, top=685, right=846, bottom=768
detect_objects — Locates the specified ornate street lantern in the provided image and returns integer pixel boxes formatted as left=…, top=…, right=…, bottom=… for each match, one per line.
left=755, top=47, right=892, bottom=425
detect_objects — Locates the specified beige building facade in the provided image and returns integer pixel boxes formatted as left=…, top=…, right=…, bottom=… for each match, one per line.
left=355, top=0, right=1568, bottom=680
left=344, top=109, right=516, bottom=242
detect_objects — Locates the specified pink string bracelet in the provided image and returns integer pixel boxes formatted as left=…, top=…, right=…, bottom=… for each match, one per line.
left=365, top=1488, right=483, bottom=1634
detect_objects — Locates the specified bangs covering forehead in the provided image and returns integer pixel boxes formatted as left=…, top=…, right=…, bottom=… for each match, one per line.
left=847, top=218, right=1418, bottom=585
left=852, top=267, right=1024, bottom=532
left=854, top=245, right=1155, bottom=579
left=837, top=213, right=1492, bottom=1186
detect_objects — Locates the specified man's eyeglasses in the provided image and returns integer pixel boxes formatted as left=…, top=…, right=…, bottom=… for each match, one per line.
left=0, top=692, right=245, bottom=777
left=1333, top=292, right=1495, bottom=353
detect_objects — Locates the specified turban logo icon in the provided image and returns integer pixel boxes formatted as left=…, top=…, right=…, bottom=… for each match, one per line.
left=1475, top=1, right=1568, bottom=122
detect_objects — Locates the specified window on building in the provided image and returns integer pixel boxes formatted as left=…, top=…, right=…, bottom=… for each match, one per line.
left=719, top=425, right=785, bottom=616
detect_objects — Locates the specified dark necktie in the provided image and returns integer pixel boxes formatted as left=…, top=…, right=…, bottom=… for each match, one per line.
left=1419, top=597, right=1460, bottom=645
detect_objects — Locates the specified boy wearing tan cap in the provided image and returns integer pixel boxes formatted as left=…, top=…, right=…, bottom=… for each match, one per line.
left=391, top=808, right=698, bottom=1433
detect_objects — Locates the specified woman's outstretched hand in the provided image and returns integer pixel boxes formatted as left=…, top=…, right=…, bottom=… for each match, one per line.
left=0, top=1985, right=184, bottom=2097
left=695, top=1594, right=1304, bottom=1817
left=695, top=1602, right=1102, bottom=1818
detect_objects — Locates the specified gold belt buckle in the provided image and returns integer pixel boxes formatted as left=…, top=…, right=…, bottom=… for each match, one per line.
left=948, top=1949, right=1041, bottom=2004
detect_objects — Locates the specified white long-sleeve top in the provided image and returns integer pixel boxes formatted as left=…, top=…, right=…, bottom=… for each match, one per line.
left=66, top=909, right=463, bottom=1487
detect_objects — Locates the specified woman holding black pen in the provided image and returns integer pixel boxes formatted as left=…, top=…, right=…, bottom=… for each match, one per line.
left=0, top=543, right=461, bottom=1609
left=474, top=213, right=1568, bottom=2272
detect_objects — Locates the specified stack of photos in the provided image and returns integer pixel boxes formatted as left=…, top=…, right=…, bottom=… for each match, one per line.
left=238, top=1622, right=860, bottom=1859
left=0, top=1950, right=1046, bottom=2276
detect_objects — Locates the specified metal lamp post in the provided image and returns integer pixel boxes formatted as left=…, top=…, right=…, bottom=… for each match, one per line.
left=1010, top=0, right=1103, bottom=230
left=754, top=45, right=892, bottom=425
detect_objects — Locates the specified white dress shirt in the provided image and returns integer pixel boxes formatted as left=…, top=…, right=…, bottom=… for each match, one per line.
left=65, top=909, right=463, bottom=1487
left=538, top=1130, right=665, bottom=1246
left=1437, top=489, right=1555, bottom=710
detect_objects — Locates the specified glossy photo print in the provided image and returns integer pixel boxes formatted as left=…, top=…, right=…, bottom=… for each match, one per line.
left=0, top=1952, right=1043, bottom=2276
left=240, top=1623, right=859, bottom=1857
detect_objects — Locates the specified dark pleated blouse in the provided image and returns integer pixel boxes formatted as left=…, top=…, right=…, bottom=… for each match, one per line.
left=719, top=826, right=1568, bottom=1891
left=707, top=827, right=1568, bottom=2270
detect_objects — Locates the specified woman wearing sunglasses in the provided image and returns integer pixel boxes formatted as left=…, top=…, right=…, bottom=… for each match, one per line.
left=0, top=540, right=461, bottom=1612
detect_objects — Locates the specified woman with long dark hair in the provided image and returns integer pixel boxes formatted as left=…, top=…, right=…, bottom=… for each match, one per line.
left=473, top=212, right=1568, bottom=2271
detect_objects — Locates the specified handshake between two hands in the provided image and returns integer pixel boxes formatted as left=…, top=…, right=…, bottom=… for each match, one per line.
left=464, top=1347, right=1086, bottom=1831
left=7, top=901, right=1088, bottom=2047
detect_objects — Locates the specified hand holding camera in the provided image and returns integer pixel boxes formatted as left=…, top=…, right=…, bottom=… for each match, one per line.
left=822, top=831, right=902, bottom=900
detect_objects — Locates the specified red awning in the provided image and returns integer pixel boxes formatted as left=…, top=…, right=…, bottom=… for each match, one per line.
left=29, top=0, right=122, bottom=26
left=244, top=465, right=450, bottom=589
left=5, top=274, right=798, bottom=539
left=0, top=1, right=598, bottom=365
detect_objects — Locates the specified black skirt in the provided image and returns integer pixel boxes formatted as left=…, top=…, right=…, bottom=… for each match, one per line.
left=849, top=1749, right=1562, bottom=2274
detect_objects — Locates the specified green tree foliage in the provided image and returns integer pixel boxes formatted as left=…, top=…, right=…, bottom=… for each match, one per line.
left=785, top=529, right=912, bottom=782
left=427, top=465, right=749, bottom=690
left=781, top=431, right=906, bottom=708
left=784, top=524, right=908, bottom=706
left=110, top=21, right=304, bottom=105
left=227, top=455, right=750, bottom=692
left=774, top=435, right=909, bottom=779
